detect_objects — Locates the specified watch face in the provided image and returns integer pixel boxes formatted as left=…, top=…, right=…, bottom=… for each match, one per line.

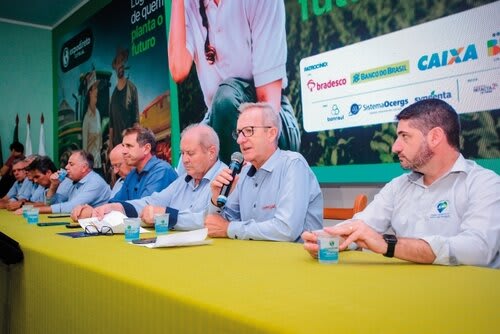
left=384, top=234, right=397, bottom=243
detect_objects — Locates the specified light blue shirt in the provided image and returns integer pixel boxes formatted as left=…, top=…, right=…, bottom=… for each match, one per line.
left=15, top=178, right=36, bottom=201
left=50, top=171, right=111, bottom=213
left=208, top=149, right=323, bottom=242
left=6, top=179, right=23, bottom=201
left=122, top=160, right=227, bottom=230
left=355, top=155, right=500, bottom=268
left=110, top=177, right=124, bottom=198
left=29, top=184, right=47, bottom=203
left=110, top=156, right=177, bottom=202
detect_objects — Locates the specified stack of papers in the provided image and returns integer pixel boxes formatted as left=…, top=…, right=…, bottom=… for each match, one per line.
left=135, top=228, right=212, bottom=248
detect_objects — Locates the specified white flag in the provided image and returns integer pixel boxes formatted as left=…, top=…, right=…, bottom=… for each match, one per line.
left=38, top=114, right=46, bottom=155
left=25, top=114, right=32, bottom=156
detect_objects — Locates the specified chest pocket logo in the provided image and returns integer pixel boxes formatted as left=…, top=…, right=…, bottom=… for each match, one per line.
left=437, top=200, right=448, bottom=213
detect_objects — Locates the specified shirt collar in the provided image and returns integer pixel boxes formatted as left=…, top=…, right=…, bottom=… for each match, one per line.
left=138, top=156, right=158, bottom=174
left=247, top=149, right=281, bottom=176
left=184, top=159, right=226, bottom=184
left=407, top=153, right=466, bottom=185
left=73, top=171, right=93, bottom=185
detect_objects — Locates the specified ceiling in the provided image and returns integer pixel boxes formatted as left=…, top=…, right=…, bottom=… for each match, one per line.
left=0, top=0, right=88, bottom=29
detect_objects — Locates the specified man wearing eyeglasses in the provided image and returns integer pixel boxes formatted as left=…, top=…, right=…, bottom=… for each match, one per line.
left=0, top=159, right=29, bottom=208
left=205, top=102, right=323, bottom=242
left=108, top=144, right=132, bottom=197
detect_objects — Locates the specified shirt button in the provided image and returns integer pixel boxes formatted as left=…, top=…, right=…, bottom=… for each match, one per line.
left=254, top=183, right=258, bottom=187
left=253, top=204, right=256, bottom=208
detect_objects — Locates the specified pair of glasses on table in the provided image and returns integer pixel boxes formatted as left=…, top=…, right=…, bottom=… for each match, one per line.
left=84, top=224, right=114, bottom=236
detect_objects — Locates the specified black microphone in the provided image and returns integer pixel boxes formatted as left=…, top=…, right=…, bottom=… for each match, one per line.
left=216, top=152, right=244, bottom=207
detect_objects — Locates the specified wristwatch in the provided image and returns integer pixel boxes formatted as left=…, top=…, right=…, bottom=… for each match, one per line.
left=382, top=234, right=398, bottom=258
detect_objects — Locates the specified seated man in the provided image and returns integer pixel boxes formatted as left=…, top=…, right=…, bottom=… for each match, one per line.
left=111, top=125, right=177, bottom=201
left=205, top=102, right=323, bottom=242
left=8, top=155, right=54, bottom=210
left=0, top=158, right=30, bottom=208
left=302, top=99, right=500, bottom=268
left=71, top=125, right=177, bottom=217
left=20, top=151, right=111, bottom=214
left=108, top=144, right=132, bottom=197
left=72, top=124, right=226, bottom=231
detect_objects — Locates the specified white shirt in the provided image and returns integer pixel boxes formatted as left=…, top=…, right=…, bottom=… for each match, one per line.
left=184, top=0, right=288, bottom=108
left=355, top=155, right=500, bottom=268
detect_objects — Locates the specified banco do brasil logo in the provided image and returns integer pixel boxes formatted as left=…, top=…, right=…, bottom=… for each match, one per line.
left=418, top=44, right=477, bottom=71
left=351, top=60, right=409, bottom=85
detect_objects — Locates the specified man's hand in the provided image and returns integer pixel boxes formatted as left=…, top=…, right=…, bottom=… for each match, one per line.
left=324, top=220, right=387, bottom=254
left=6, top=201, right=22, bottom=211
left=140, top=205, right=166, bottom=226
left=92, top=203, right=124, bottom=220
left=205, top=214, right=229, bottom=238
left=210, top=168, right=239, bottom=205
left=301, top=231, right=319, bottom=259
left=71, top=205, right=93, bottom=222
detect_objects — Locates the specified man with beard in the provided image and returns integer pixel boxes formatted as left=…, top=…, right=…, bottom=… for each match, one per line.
left=302, top=99, right=500, bottom=268
left=108, top=48, right=139, bottom=150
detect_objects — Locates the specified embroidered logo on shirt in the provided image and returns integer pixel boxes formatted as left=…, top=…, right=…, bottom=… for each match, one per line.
left=437, top=200, right=448, bottom=213
left=430, top=200, right=450, bottom=219
left=262, top=204, right=276, bottom=210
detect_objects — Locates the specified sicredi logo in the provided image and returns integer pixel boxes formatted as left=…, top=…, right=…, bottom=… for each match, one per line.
left=351, top=61, right=409, bottom=85
left=304, top=61, right=328, bottom=72
left=307, top=78, right=347, bottom=92
left=415, top=91, right=452, bottom=102
left=418, top=44, right=478, bottom=71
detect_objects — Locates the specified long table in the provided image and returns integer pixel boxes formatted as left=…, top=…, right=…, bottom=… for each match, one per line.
left=1, top=211, right=499, bottom=333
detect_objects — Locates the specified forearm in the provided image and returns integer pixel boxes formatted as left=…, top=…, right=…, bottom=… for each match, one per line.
left=168, top=0, right=192, bottom=82
left=256, top=80, right=282, bottom=115
left=393, top=238, right=436, bottom=264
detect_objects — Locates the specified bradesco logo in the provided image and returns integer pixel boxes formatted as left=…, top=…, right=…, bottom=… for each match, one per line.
left=304, top=61, right=328, bottom=72
left=351, top=60, right=409, bottom=85
left=418, top=44, right=478, bottom=71
left=306, top=78, right=347, bottom=92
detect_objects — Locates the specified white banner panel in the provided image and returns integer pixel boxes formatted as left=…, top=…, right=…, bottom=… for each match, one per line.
left=300, top=2, right=500, bottom=132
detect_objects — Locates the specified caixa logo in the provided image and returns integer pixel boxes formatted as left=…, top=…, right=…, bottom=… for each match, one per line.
left=418, top=44, right=478, bottom=71
left=306, top=78, right=347, bottom=92
left=304, top=61, right=328, bottom=72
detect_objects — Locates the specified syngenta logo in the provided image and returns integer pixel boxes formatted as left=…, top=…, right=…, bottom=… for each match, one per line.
left=418, top=44, right=478, bottom=71
left=351, top=61, right=409, bottom=85
left=307, top=78, right=347, bottom=92
left=415, top=91, right=452, bottom=102
left=304, top=61, right=328, bottom=72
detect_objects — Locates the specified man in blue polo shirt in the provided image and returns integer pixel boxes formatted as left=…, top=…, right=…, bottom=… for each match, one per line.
left=71, top=125, right=177, bottom=218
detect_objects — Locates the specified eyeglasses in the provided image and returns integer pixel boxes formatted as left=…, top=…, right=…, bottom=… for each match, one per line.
left=232, top=126, right=272, bottom=140
left=84, top=224, right=114, bottom=236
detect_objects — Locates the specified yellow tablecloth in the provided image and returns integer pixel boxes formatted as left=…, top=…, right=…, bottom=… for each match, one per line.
left=1, top=211, right=499, bottom=333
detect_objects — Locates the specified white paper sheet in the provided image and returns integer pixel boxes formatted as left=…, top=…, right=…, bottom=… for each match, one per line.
left=137, top=228, right=212, bottom=248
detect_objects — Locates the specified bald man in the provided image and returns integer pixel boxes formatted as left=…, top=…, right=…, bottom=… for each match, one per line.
left=109, top=144, right=133, bottom=197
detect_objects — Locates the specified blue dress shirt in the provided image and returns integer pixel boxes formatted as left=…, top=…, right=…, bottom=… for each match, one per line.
left=208, top=149, right=323, bottom=242
left=110, top=156, right=177, bottom=202
left=50, top=171, right=111, bottom=213
left=122, top=160, right=227, bottom=230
